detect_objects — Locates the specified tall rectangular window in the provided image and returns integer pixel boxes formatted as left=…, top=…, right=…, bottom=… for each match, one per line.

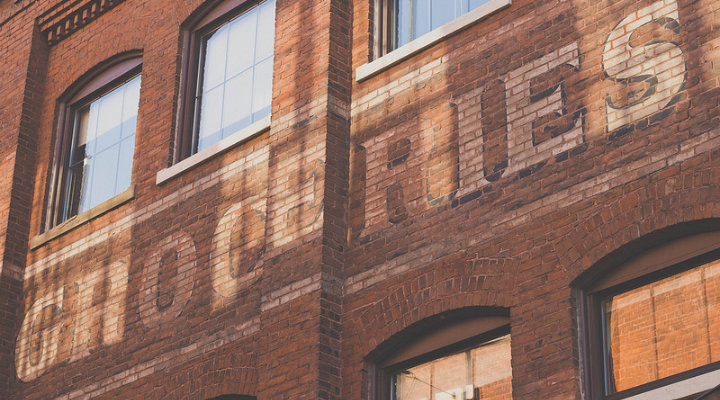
left=48, top=55, right=142, bottom=228
left=178, top=0, right=276, bottom=159
left=64, top=75, right=141, bottom=218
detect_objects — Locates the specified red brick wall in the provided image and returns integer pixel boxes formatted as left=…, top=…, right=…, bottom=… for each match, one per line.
left=0, top=0, right=718, bottom=399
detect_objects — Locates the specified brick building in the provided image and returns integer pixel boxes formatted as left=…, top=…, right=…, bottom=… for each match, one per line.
left=0, top=0, right=719, bottom=399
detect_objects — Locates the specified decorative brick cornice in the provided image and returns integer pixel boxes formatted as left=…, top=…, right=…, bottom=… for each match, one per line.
left=37, top=0, right=126, bottom=46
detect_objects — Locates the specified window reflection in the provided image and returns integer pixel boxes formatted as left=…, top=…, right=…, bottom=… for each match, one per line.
left=393, top=0, right=492, bottom=49
left=603, top=259, right=720, bottom=393
left=392, top=335, right=512, bottom=400
left=65, top=74, right=140, bottom=218
left=195, top=0, right=275, bottom=152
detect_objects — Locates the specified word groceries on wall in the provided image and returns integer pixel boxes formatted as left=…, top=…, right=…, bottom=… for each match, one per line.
left=15, top=0, right=688, bottom=382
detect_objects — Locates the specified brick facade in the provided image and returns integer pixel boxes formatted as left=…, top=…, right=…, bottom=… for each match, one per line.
left=0, top=0, right=719, bottom=399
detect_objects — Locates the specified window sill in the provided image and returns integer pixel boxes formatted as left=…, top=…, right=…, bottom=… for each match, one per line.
left=156, top=115, right=271, bottom=185
left=30, top=186, right=135, bottom=250
left=355, top=0, right=511, bottom=82
left=622, top=368, right=720, bottom=400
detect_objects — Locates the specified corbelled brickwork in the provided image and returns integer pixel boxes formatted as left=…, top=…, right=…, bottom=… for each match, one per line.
left=0, top=0, right=718, bottom=399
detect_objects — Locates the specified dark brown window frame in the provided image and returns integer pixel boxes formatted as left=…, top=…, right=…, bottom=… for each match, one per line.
left=577, top=230, right=720, bottom=400
left=373, top=0, right=397, bottom=58
left=367, top=307, right=511, bottom=400
left=46, top=52, right=142, bottom=230
left=175, top=0, right=267, bottom=163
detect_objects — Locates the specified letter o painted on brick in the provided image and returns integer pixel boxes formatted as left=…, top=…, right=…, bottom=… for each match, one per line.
left=139, top=230, right=197, bottom=328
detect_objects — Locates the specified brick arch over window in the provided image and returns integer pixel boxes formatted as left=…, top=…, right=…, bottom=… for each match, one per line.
left=57, top=50, right=144, bottom=103
left=152, top=352, right=258, bottom=400
left=570, top=218, right=720, bottom=290
left=555, top=183, right=720, bottom=281
left=365, top=306, right=513, bottom=400
left=348, top=256, right=515, bottom=358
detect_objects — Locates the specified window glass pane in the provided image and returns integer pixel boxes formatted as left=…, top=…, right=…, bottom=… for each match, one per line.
left=255, top=0, right=276, bottom=62
left=222, top=69, right=253, bottom=137
left=430, top=0, right=455, bottom=30
left=94, top=84, right=124, bottom=152
left=468, top=0, right=491, bottom=11
left=203, top=25, right=230, bottom=91
left=87, top=144, right=120, bottom=207
left=77, top=150, right=94, bottom=213
left=197, top=85, right=224, bottom=151
left=707, top=261, right=720, bottom=362
left=395, top=363, right=432, bottom=400
left=76, top=106, right=94, bottom=149
left=122, top=76, right=141, bottom=138
left=472, top=335, right=513, bottom=399
left=115, top=136, right=135, bottom=194
left=431, top=352, right=471, bottom=399
left=225, top=9, right=258, bottom=79
left=604, top=259, right=720, bottom=393
left=396, top=0, right=412, bottom=47
left=70, top=74, right=140, bottom=215
left=413, top=0, right=431, bottom=41
left=252, top=57, right=273, bottom=119
left=392, top=334, right=512, bottom=400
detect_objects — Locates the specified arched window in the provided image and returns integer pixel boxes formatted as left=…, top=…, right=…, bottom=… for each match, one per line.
left=369, top=307, right=513, bottom=400
left=576, top=230, right=720, bottom=399
left=47, top=53, right=142, bottom=228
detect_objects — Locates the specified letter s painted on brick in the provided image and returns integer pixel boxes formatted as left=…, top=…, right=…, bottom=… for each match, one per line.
left=602, top=0, right=686, bottom=135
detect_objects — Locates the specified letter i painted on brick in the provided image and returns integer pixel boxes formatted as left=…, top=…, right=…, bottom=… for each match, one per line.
left=457, top=79, right=509, bottom=199
left=603, top=0, right=686, bottom=137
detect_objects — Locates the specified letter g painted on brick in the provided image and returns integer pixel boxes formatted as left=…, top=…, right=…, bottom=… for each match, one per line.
left=15, top=288, right=64, bottom=382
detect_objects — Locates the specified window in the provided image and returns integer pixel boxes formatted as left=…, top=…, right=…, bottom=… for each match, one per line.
left=48, top=54, right=142, bottom=227
left=580, top=231, right=720, bottom=399
left=371, top=309, right=513, bottom=400
left=177, top=0, right=276, bottom=160
left=377, top=0, right=493, bottom=55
